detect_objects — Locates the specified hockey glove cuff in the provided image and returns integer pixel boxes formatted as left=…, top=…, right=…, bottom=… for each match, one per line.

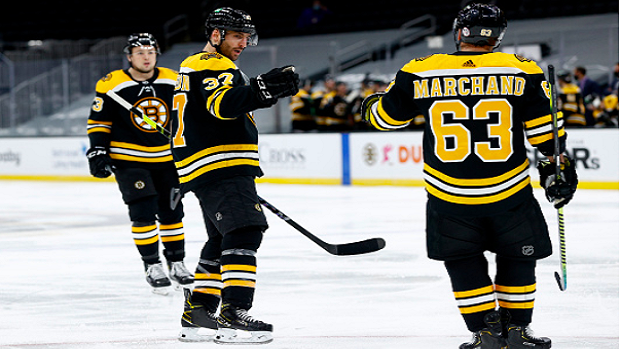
left=537, top=154, right=578, bottom=209
left=250, top=65, right=300, bottom=106
left=86, top=146, right=115, bottom=178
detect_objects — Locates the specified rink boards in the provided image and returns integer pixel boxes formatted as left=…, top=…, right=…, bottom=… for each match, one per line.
left=0, top=129, right=617, bottom=189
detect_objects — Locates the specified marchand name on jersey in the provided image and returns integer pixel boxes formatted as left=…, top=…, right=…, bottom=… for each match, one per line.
left=413, top=75, right=525, bottom=99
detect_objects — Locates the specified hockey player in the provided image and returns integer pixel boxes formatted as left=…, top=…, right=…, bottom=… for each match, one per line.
left=362, top=3, right=578, bottom=349
left=86, top=33, right=194, bottom=295
left=557, top=71, right=586, bottom=126
left=170, top=7, right=299, bottom=344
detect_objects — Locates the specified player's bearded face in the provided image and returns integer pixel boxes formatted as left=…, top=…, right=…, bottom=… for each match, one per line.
left=219, top=31, right=250, bottom=61
left=128, top=46, right=157, bottom=73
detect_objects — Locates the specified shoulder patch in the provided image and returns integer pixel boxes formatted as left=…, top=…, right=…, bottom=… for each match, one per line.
left=95, top=70, right=134, bottom=94
left=514, top=54, right=532, bottom=63
left=200, top=52, right=223, bottom=61
left=414, top=54, right=434, bottom=62
left=181, top=52, right=237, bottom=72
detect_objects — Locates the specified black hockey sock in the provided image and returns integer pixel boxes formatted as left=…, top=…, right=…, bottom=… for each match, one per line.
left=445, top=254, right=496, bottom=332
left=495, top=256, right=537, bottom=326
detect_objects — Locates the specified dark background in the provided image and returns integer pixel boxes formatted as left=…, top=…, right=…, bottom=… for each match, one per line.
left=1, top=0, right=617, bottom=47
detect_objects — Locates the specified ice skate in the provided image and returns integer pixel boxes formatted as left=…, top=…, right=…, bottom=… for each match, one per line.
left=214, top=303, right=273, bottom=344
left=178, top=288, right=218, bottom=342
left=145, top=262, right=171, bottom=295
left=168, top=261, right=194, bottom=291
left=460, top=311, right=507, bottom=349
left=505, top=324, right=551, bottom=349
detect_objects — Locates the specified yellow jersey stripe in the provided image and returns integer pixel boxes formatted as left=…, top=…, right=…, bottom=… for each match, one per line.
left=426, top=176, right=530, bottom=205
left=179, top=158, right=259, bottom=184
left=110, top=141, right=170, bottom=152
left=424, top=160, right=529, bottom=187
left=175, top=144, right=258, bottom=168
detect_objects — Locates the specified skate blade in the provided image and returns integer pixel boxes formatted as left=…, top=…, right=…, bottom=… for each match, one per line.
left=151, top=286, right=171, bottom=296
left=214, top=328, right=273, bottom=345
left=178, top=327, right=215, bottom=342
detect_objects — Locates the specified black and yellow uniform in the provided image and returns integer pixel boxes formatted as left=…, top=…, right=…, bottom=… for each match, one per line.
left=87, top=67, right=186, bottom=265
left=364, top=51, right=564, bottom=335
left=289, top=87, right=316, bottom=131
left=316, top=90, right=351, bottom=131
left=366, top=52, right=565, bottom=216
left=558, top=83, right=586, bottom=126
left=171, top=52, right=265, bottom=193
left=171, top=51, right=269, bottom=310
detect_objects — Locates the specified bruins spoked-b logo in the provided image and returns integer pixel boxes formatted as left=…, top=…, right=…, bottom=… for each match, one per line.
left=131, top=97, right=169, bottom=132
left=134, top=180, right=146, bottom=189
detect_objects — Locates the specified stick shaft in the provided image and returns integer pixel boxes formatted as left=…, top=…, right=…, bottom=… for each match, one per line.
left=548, top=65, right=567, bottom=291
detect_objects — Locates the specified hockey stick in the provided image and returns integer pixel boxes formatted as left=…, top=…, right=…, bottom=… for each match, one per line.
left=548, top=65, right=567, bottom=291
left=258, top=196, right=386, bottom=256
left=106, top=89, right=385, bottom=256
left=106, top=90, right=172, bottom=138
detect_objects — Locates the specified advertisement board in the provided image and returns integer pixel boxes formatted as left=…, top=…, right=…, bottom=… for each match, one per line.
left=348, top=129, right=618, bottom=188
left=0, top=129, right=617, bottom=189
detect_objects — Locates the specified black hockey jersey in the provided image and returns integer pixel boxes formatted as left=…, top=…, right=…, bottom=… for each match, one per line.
left=365, top=52, right=566, bottom=216
left=87, top=68, right=177, bottom=169
left=171, top=52, right=267, bottom=193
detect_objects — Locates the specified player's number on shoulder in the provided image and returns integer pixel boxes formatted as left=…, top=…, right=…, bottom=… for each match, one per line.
left=203, top=72, right=234, bottom=91
left=429, top=99, right=513, bottom=163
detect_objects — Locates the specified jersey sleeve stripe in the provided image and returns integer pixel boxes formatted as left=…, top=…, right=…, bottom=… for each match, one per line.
left=206, top=85, right=235, bottom=119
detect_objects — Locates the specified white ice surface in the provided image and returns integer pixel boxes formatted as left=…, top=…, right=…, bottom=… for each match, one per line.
left=0, top=181, right=617, bottom=348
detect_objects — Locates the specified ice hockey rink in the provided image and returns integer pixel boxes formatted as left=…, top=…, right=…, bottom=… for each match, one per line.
left=0, top=181, right=617, bottom=349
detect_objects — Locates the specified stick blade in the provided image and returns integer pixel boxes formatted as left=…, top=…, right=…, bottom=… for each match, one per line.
left=333, top=238, right=386, bottom=256
left=554, top=271, right=566, bottom=291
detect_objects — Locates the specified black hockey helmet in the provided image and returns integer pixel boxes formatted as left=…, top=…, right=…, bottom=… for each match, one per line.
left=205, top=7, right=258, bottom=46
left=557, top=70, right=572, bottom=83
left=123, top=33, right=161, bottom=54
left=453, top=3, right=507, bottom=50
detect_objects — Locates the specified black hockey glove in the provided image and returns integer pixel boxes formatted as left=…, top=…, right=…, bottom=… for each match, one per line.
left=86, top=146, right=115, bottom=178
left=250, top=65, right=300, bottom=105
left=537, top=155, right=578, bottom=209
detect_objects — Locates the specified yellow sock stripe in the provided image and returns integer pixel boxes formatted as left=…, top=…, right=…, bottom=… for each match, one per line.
left=161, top=234, right=185, bottom=242
left=134, top=235, right=159, bottom=245
left=194, top=288, right=222, bottom=296
left=221, top=264, right=257, bottom=273
left=459, top=302, right=497, bottom=314
left=453, top=285, right=494, bottom=299
left=494, top=283, right=536, bottom=293
left=160, top=222, right=184, bottom=230
left=195, top=273, right=222, bottom=280
left=498, top=300, right=535, bottom=309
left=223, top=279, right=256, bottom=288
left=132, top=224, right=157, bottom=233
